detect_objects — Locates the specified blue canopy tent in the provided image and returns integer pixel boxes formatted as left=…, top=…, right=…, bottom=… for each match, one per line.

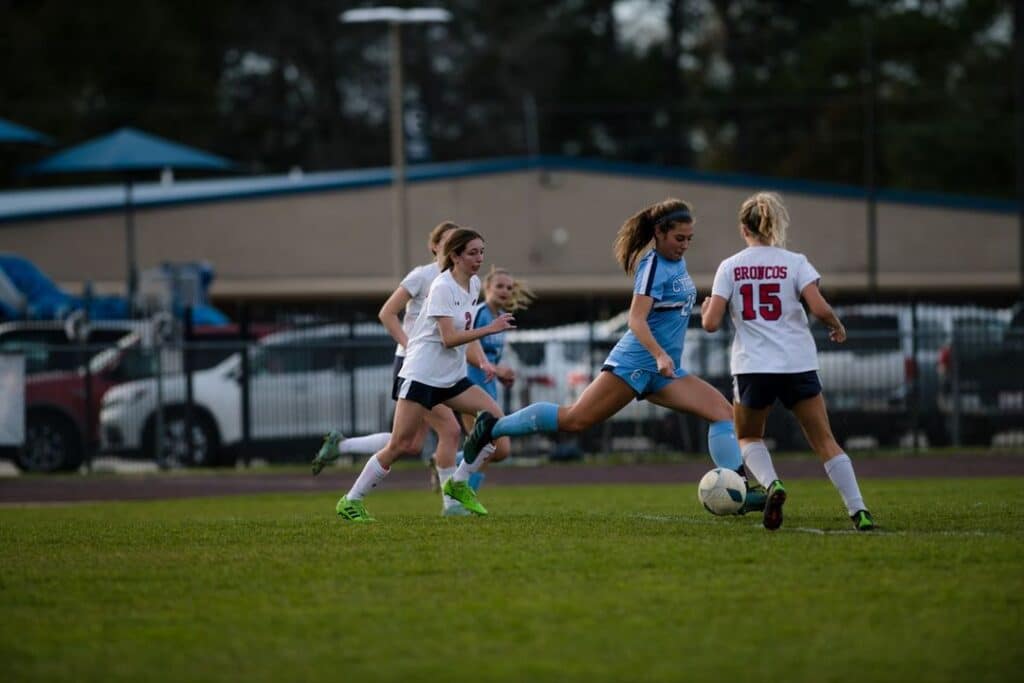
left=0, top=117, right=53, bottom=145
left=28, top=127, right=234, bottom=308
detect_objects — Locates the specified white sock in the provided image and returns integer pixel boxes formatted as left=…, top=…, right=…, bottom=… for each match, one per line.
left=339, top=433, right=392, bottom=455
left=452, top=444, right=496, bottom=482
left=824, top=453, right=866, bottom=516
left=345, top=454, right=389, bottom=500
left=436, top=466, right=460, bottom=509
left=741, top=441, right=779, bottom=488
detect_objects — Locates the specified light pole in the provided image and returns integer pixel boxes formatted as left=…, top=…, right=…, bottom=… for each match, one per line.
left=340, top=6, right=452, bottom=278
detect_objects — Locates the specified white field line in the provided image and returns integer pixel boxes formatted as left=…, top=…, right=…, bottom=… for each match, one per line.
left=633, top=514, right=1016, bottom=537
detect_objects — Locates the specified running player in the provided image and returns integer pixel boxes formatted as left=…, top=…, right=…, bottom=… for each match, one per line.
left=451, top=266, right=535, bottom=491
left=311, top=221, right=466, bottom=512
left=335, top=228, right=513, bottom=522
left=701, top=191, right=875, bottom=531
left=457, top=198, right=763, bottom=514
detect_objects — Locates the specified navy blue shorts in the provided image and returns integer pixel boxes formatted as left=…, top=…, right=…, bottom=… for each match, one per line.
left=396, top=377, right=475, bottom=410
left=733, top=371, right=822, bottom=410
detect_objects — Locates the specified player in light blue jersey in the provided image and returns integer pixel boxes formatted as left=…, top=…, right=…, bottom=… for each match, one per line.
left=452, top=266, right=535, bottom=491
left=442, top=198, right=766, bottom=516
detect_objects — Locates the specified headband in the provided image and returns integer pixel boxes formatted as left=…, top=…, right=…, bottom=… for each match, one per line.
left=654, top=209, right=693, bottom=226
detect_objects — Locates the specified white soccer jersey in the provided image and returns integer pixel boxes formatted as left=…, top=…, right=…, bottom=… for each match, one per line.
left=399, top=270, right=481, bottom=388
left=712, top=246, right=821, bottom=374
left=395, top=262, right=441, bottom=357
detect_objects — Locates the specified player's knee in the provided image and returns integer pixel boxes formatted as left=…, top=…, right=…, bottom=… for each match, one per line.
left=389, top=435, right=422, bottom=458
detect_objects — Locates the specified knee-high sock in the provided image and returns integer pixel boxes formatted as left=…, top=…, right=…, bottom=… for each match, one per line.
left=491, top=403, right=559, bottom=438
left=824, top=453, right=866, bottom=515
left=345, top=453, right=389, bottom=500
left=339, top=432, right=391, bottom=455
left=708, top=420, right=743, bottom=472
left=453, top=444, right=496, bottom=482
left=741, top=441, right=778, bottom=488
left=455, top=451, right=486, bottom=491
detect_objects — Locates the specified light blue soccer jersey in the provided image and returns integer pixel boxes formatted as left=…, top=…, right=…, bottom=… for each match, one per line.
left=605, top=250, right=696, bottom=373
left=467, top=303, right=505, bottom=397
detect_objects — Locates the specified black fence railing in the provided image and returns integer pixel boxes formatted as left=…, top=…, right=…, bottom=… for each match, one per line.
left=4, top=304, right=1022, bottom=473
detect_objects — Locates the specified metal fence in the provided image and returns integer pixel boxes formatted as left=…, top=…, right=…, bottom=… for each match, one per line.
left=5, top=303, right=1023, bottom=473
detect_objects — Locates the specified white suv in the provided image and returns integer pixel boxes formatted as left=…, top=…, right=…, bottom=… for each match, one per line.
left=100, top=324, right=394, bottom=466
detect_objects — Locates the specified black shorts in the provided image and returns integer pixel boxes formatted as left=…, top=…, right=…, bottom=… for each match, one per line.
left=733, top=371, right=822, bottom=410
left=390, top=355, right=405, bottom=401
left=396, top=377, right=475, bottom=410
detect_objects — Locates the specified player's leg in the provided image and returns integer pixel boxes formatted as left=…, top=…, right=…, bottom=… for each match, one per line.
left=337, top=396, right=429, bottom=522
left=790, top=392, right=874, bottom=530
left=646, top=374, right=766, bottom=514
left=440, top=385, right=509, bottom=515
left=462, top=371, right=634, bottom=463
left=734, top=401, right=785, bottom=529
left=425, top=403, right=468, bottom=516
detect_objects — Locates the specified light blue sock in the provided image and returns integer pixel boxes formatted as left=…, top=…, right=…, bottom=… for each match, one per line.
left=455, top=450, right=485, bottom=491
left=708, top=420, right=743, bottom=472
left=492, top=402, right=559, bottom=438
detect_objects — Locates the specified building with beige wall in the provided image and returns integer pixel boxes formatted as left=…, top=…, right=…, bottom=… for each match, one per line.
left=0, top=157, right=1018, bottom=309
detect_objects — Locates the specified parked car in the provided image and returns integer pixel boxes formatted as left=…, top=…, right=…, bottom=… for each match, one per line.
left=11, top=324, right=276, bottom=473
left=0, top=319, right=143, bottom=375
left=937, top=304, right=1024, bottom=445
left=813, top=304, right=1011, bottom=446
left=100, top=324, right=395, bottom=466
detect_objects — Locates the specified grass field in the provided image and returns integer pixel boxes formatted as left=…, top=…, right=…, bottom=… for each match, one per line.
left=2, top=476, right=1022, bottom=682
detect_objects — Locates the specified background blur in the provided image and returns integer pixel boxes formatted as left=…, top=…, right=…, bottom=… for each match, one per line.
left=1, top=1, right=1021, bottom=471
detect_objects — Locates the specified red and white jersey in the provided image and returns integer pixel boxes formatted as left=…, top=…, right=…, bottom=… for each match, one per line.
left=400, top=270, right=481, bottom=388
left=712, top=246, right=821, bottom=374
left=395, top=261, right=441, bottom=357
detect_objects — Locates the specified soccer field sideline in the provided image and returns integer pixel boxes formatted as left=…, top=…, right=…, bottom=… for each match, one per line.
left=1, top=452, right=1023, bottom=505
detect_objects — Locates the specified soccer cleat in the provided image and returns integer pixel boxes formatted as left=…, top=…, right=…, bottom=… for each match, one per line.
left=850, top=509, right=875, bottom=531
left=462, top=411, right=498, bottom=465
left=312, top=430, right=345, bottom=476
left=762, top=480, right=787, bottom=530
left=336, top=495, right=375, bottom=522
left=737, top=482, right=767, bottom=515
left=442, top=479, right=488, bottom=516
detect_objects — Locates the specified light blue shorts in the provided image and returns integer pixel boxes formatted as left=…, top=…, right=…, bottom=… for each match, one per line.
left=601, top=364, right=688, bottom=400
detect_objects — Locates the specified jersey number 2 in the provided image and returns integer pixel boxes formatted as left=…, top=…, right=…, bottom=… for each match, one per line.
left=739, top=283, right=782, bottom=321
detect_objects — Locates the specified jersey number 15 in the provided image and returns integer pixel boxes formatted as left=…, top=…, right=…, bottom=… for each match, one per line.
left=739, top=283, right=781, bottom=321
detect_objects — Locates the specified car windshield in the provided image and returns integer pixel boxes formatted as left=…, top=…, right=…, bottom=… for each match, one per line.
left=818, top=314, right=901, bottom=352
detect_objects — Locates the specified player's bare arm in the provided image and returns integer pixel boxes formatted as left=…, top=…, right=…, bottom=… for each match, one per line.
left=801, top=282, right=846, bottom=343
left=628, top=293, right=674, bottom=377
left=701, top=295, right=728, bottom=332
left=379, top=286, right=413, bottom=348
left=436, top=313, right=515, bottom=349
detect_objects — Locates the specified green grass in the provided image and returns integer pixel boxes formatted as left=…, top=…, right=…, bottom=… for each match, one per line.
left=2, top=477, right=1022, bottom=683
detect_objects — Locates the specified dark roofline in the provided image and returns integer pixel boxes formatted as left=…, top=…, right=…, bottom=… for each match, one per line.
left=0, top=155, right=1016, bottom=225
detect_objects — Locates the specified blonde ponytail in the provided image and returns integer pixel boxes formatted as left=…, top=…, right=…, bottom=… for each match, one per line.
left=739, top=192, right=789, bottom=247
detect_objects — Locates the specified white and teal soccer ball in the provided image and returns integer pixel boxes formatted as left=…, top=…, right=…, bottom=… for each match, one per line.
left=697, top=468, right=746, bottom=516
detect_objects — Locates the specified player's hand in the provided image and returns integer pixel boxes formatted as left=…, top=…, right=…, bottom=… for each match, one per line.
left=656, top=352, right=676, bottom=378
left=828, top=323, right=847, bottom=343
left=480, top=361, right=497, bottom=382
left=489, top=313, right=516, bottom=333
left=496, top=365, right=516, bottom=387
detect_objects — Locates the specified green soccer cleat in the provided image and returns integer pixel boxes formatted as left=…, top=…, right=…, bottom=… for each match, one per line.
left=312, top=430, right=345, bottom=476
left=737, top=482, right=767, bottom=515
left=462, top=411, right=498, bottom=465
left=442, top=502, right=472, bottom=517
left=442, top=479, right=488, bottom=516
left=850, top=509, right=875, bottom=531
left=336, top=495, right=375, bottom=522
left=762, top=479, right=787, bottom=530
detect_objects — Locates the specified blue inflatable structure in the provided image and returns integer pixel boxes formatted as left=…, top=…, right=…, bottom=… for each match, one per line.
left=0, top=254, right=228, bottom=325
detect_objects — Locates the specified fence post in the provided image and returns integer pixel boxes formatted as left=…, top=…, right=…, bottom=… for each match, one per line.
left=910, top=302, right=920, bottom=451
left=183, top=306, right=195, bottom=465
left=239, top=304, right=252, bottom=467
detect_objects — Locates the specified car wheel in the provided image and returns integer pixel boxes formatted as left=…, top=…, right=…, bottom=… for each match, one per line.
left=16, top=415, right=82, bottom=473
left=151, top=412, right=220, bottom=468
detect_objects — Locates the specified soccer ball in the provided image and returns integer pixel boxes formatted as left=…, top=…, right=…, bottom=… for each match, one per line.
left=697, top=468, right=746, bottom=516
